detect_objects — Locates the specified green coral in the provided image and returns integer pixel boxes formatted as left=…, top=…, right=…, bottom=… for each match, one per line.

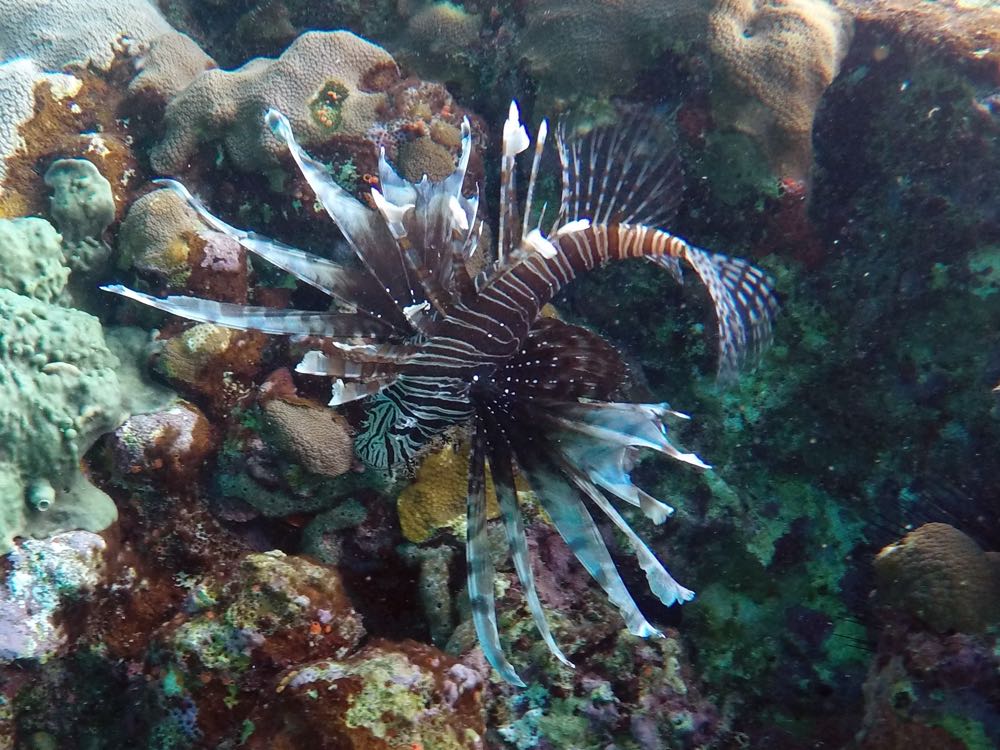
left=0, top=287, right=125, bottom=553
left=43, top=158, right=115, bottom=274
left=0, top=218, right=68, bottom=303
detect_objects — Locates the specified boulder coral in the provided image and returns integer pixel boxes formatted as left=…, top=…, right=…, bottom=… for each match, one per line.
left=0, top=287, right=125, bottom=553
left=0, top=0, right=170, bottom=71
left=117, top=187, right=248, bottom=300
left=708, top=0, right=853, bottom=181
left=150, top=30, right=399, bottom=174
left=874, top=522, right=1000, bottom=633
left=262, top=398, right=355, bottom=479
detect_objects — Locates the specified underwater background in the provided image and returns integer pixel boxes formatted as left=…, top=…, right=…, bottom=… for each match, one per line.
left=0, top=0, right=998, bottom=748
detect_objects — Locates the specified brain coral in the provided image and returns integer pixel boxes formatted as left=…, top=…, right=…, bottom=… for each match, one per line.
left=0, top=288, right=125, bottom=553
left=0, top=0, right=170, bottom=71
left=708, top=0, right=853, bottom=180
left=150, top=30, right=399, bottom=174
left=262, top=398, right=355, bottom=479
left=874, top=522, right=1000, bottom=633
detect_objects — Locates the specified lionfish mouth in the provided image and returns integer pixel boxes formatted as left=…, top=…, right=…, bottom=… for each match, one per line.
left=104, top=100, right=778, bottom=685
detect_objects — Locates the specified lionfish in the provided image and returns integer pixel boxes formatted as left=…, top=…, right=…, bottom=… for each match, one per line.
left=104, top=102, right=777, bottom=685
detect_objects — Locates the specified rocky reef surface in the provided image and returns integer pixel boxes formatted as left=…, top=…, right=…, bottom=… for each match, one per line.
left=0, top=1, right=998, bottom=748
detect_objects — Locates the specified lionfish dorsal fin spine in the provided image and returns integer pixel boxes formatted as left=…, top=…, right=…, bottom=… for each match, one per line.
left=266, top=109, right=423, bottom=313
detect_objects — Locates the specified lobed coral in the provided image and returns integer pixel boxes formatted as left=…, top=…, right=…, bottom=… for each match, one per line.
left=150, top=30, right=399, bottom=174
left=0, top=218, right=68, bottom=303
left=708, top=0, right=853, bottom=181
left=127, top=29, right=217, bottom=108
left=0, top=279, right=125, bottom=552
left=874, top=522, right=1000, bottom=633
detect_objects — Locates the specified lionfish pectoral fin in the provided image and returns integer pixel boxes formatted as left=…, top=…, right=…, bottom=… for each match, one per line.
left=467, top=423, right=525, bottom=686
left=648, top=254, right=685, bottom=285
left=518, top=452, right=661, bottom=639
left=488, top=433, right=574, bottom=669
left=558, top=456, right=694, bottom=608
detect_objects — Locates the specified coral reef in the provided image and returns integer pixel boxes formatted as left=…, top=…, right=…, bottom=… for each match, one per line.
left=520, top=0, right=707, bottom=102
left=0, top=0, right=170, bottom=71
left=0, top=280, right=125, bottom=552
left=0, top=60, right=83, bottom=193
left=0, top=531, right=106, bottom=662
left=256, top=641, right=486, bottom=749
left=708, top=0, right=853, bottom=180
left=835, top=0, right=1000, bottom=82
left=874, top=522, right=1000, bottom=633
left=150, top=30, right=400, bottom=174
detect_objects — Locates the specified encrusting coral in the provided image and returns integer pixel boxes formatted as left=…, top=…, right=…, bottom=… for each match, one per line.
left=0, top=287, right=125, bottom=553
left=874, top=522, right=1000, bottom=633
left=396, top=435, right=499, bottom=544
left=708, top=0, right=853, bottom=180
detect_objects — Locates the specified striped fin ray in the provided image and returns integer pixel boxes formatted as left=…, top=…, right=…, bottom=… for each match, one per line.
left=555, top=454, right=694, bottom=607
left=266, top=109, right=423, bottom=313
left=555, top=108, right=683, bottom=230
left=466, top=420, right=525, bottom=686
left=515, top=445, right=662, bottom=639
left=100, top=285, right=394, bottom=339
left=485, top=420, right=573, bottom=669
left=679, top=245, right=779, bottom=379
left=498, top=101, right=530, bottom=264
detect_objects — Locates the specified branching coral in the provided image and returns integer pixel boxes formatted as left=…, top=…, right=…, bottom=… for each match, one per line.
left=708, top=0, right=853, bottom=180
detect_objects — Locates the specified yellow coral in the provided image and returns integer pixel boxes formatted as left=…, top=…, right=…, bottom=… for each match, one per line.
left=397, top=436, right=500, bottom=543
